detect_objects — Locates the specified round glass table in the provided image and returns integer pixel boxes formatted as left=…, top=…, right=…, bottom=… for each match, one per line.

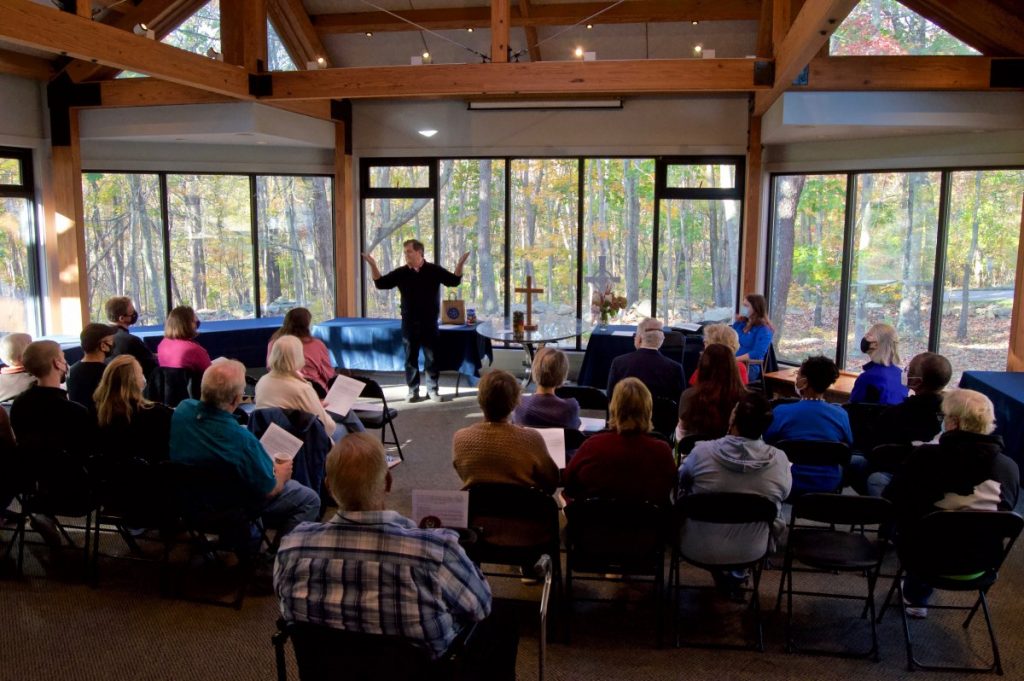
left=475, top=316, right=587, bottom=386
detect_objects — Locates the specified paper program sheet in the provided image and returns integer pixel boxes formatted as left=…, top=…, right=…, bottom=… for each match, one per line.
left=531, top=427, right=566, bottom=468
left=323, top=374, right=365, bottom=416
left=259, top=422, right=302, bottom=462
left=411, top=490, right=468, bottom=528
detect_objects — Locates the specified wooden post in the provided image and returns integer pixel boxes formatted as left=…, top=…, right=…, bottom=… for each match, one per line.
left=47, top=109, right=88, bottom=333
left=221, top=0, right=268, bottom=72
left=1008, top=192, right=1024, bottom=371
left=334, top=118, right=356, bottom=317
left=491, top=0, right=510, bottom=63
left=741, top=109, right=764, bottom=297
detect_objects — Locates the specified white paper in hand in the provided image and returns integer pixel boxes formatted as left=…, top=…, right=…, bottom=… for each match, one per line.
left=531, top=427, right=566, bottom=468
left=412, top=490, right=468, bottom=528
left=579, top=416, right=606, bottom=433
left=323, top=374, right=365, bottom=416
left=260, top=422, right=303, bottom=462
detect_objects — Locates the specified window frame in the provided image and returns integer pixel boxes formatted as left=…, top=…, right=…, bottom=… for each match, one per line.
left=0, top=146, right=43, bottom=335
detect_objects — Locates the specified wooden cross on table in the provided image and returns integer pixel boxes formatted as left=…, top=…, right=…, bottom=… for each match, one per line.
left=515, top=275, right=544, bottom=331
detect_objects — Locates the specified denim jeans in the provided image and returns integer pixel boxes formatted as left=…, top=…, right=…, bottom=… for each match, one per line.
left=261, top=479, right=321, bottom=537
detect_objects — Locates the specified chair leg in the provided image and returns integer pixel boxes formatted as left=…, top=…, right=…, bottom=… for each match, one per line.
left=876, top=568, right=902, bottom=623
left=751, top=561, right=765, bottom=652
left=387, top=418, right=403, bottom=461
left=865, top=570, right=880, bottom=662
left=963, top=592, right=984, bottom=629
left=655, top=559, right=664, bottom=648
left=784, top=558, right=795, bottom=652
left=977, top=589, right=1003, bottom=675
left=897, top=576, right=916, bottom=672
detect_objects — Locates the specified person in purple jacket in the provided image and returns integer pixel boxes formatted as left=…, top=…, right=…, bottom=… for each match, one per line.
left=731, top=293, right=774, bottom=382
left=849, top=322, right=908, bottom=405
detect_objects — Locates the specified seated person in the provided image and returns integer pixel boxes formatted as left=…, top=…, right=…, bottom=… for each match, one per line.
left=0, top=332, right=35, bottom=403
left=105, top=296, right=157, bottom=379
left=94, top=355, right=174, bottom=464
left=274, top=433, right=518, bottom=679
left=763, top=356, right=853, bottom=446
left=156, top=305, right=212, bottom=374
left=512, top=347, right=581, bottom=430
left=267, top=308, right=335, bottom=399
left=453, top=369, right=558, bottom=494
left=731, top=293, right=774, bottom=382
left=563, top=377, right=676, bottom=507
left=607, top=317, right=684, bottom=403
left=10, top=340, right=95, bottom=460
left=884, top=389, right=1020, bottom=618
left=678, top=393, right=792, bottom=594
left=170, top=360, right=320, bottom=540
left=67, top=322, right=116, bottom=413
left=256, top=335, right=339, bottom=441
left=689, top=323, right=748, bottom=386
left=677, top=344, right=747, bottom=441
left=849, top=322, right=908, bottom=405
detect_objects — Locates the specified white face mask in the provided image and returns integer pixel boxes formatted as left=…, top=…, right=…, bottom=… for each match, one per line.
left=742, top=304, right=752, bottom=317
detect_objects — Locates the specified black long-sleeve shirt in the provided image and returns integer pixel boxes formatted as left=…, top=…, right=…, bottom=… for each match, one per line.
left=374, top=262, right=462, bottom=326
left=110, top=327, right=157, bottom=378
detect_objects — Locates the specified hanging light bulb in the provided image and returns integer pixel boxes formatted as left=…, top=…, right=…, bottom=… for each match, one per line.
left=574, top=46, right=584, bottom=58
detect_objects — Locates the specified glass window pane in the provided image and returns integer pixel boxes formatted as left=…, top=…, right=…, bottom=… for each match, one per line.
left=0, top=158, right=21, bottom=185
left=845, top=171, right=941, bottom=370
left=769, top=174, right=847, bottom=363
left=167, top=174, right=253, bottom=321
left=0, top=197, right=36, bottom=334
left=162, top=0, right=220, bottom=56
left=83, top=173, right=167, bottom=326
left=257, top=176, right=335, bottom=320
left=658, top=198, right=741, bottom=325
left=939, top=169, right=1024, bottom=383
left=583, top=159, right=654, bottom=327
left=362, top=195, right=435, bottom=318
left=267, top=21, right=299, bottom=71
left=832, top=0, right=980, bottom=56
left=666, top=163, right=736, bottom=189
left=369, top=165, right=429, bottom=189
left=510, top=160, right=579, bottom=337
left=439, top=159, right=505, bottom=319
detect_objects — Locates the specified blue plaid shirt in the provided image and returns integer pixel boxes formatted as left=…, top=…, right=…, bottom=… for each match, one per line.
left=274, top=510, right=491, bottom=660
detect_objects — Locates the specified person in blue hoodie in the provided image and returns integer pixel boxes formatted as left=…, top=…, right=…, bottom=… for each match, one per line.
left=678, top=393, right=792, bottom=598
left=849, top=322, right=908, bottom=405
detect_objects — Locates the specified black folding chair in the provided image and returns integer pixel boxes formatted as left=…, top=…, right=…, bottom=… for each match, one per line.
left=564, top=498, right=670, bottom=647
left=651, top=397, right=679, bottom=444
left=555, top=385, right=609, bottom=420
left=775, top=440, right=852, bottom=499
left=745, top=342, right=778, bottom=396
left=877, top=510, right=1024, bottom=674
left=349, top=375, right=403, bottom=460
left=145, top=367, right=203, bottom=407
left=775, top=493, right=893, bottom=660
left=671, top=492, right=778, bottom=651
left=842, top=402, right=889, bottom=454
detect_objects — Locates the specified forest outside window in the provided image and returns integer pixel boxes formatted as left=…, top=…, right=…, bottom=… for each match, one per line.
left=0, top=148, right=40, bottom=336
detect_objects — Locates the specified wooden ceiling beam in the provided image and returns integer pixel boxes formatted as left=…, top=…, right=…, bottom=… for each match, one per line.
left=491, top=0, right=510, bottom=63
left=221, top=0, right=268, bottom=72
left=518, top=0, right=542, bottom=62
left=753, top=0, right=858, bottom=115
left=312, top=0, right=761, bottom=34
left=265, top=58, right=765, bottom=100
left=1, top=0, right=250, bottom=99
left=268, top=0, right=332, bottom=68
left=802, top=55, right=1014, bottom=91
left=0, top=47, right=55, bottom=80
left=897, top=0, right=1024, bottom=57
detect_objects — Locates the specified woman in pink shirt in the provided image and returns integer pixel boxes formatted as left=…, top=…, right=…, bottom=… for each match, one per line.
left=156, top=306, right=212, bottom=373
left=267, top=307, right=334, bottom=398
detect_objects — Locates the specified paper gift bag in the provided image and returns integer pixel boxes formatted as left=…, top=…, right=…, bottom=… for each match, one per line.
left=441, top=292, right=465, bottom=325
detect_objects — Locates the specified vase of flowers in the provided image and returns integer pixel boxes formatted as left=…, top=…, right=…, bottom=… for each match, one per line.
left=591, top=286, right=627, bottom=328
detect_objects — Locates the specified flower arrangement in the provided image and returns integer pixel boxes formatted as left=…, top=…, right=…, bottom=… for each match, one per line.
left=591, top=286, right=627, bottom=325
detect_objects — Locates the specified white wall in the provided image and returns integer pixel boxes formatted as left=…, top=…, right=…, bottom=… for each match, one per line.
left=0, top=74, right=45, bottom=146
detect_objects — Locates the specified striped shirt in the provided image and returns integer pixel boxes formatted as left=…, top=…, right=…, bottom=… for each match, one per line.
left=273, top=510, right=491, bottom=660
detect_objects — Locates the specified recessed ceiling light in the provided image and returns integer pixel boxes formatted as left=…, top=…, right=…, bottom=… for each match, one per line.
left=365, top=31, right=373, bottom=37
left=586, top=24, right=593, bottom=30
left=574, top=46, right=584, bottom=58
left=422, top=51, right=430, bottom=60
left=692, top=21, right=698, bottom=26
left=467, top=28, right=473, bottom=33
left=418, top=129, right=438, bottom=138
left=693, top=44, right=703, bottom=55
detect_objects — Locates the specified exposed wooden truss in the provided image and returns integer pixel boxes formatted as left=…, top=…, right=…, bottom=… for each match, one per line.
left=268, top=0, right=332, bottom=68
left=899, top=0, right=1024, bottom=57
left=802, top=55, right=1002, bottom=91
left=518, top=0, right=543, bottom=62
left=0, top=47, right=54, bottom=80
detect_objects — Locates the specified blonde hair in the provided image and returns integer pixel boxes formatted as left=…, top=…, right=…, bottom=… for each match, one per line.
left=608, top=377, right=653, bottom=435
left=532, top=347, right=568, bottom=389
left=94, top=355, right=151, bottom=427
left=0, top=332, right=32, bottom=366
left=636, top=317, right=665, bottom=349
left=164, top=305, right=199, bottom=340
left=942, top=389, right=996, bottom=435
left=200, top=360, right=246, bottom=409
left=268, top=335, right=304, bottom=375
left=326, top=432, right=388, bottom=511
left=867, top=322, right=900, bottom=367
left=702, top=323, right=740, bottom=353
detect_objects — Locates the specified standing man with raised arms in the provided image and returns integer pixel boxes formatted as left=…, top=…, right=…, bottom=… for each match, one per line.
left=362, top=240, right=469, bottom=403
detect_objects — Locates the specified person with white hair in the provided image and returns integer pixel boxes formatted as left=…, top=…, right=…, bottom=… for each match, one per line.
left=0, top=332, right=35, bottom=402
left=256, top=335, right=339, bottom=439
left=606, top=317, right=684, bottom=403
left=849, top=322, right=908, bottom=405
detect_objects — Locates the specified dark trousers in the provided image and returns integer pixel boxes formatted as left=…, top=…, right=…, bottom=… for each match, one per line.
left=403, top=321, right=438, bottom=393
left=455, top=600, right=520, bottom=681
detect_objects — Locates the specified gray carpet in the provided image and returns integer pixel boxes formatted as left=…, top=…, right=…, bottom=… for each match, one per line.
left=2, top=371, right=1022, bottom=680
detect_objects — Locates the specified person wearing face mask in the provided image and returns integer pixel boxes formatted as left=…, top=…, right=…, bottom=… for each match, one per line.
left=849, top=322, right=907, bottom=405
left=67, top=323, right=117, bottom=413
left=105, top=295, right=157, bottom=380
left=731, top=294, right=774, bottom=382
left=157, top=305, right=212, bottom=374
left=93, top=355, right=174, bottom=464
left=763, top=355, right=853, bottom=446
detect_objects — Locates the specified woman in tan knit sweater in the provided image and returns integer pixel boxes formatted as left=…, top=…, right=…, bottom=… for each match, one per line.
left=453, top=369, right=559, bottom=493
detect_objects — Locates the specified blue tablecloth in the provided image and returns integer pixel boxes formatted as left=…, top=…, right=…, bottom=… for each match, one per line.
left=312, top=318, right=492, bottom=384
left=959, top=371, right=1024, bottom=468
left=577, top=325, right=701, bottom=389
left=56, top=317, right=284, bottom=368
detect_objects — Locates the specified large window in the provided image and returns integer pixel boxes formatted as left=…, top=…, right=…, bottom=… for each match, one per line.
left=83, top=171, right=334, bottom=324
left=360, top=157, right=743, bottom=347
left=0, top=148, right=40, bottom=335
left=768, top=167, right=1024, bottom=378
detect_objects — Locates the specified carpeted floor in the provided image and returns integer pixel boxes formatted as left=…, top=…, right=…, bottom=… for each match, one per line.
left=2, top=371, right=1022, bottom=681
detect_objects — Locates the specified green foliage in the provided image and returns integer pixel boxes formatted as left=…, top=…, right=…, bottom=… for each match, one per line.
left=163, top=0, right=220, bottom=55
left=832, top=0, right=980, bottom=55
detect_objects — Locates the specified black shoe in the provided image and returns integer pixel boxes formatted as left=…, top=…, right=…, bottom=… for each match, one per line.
left=29, top=514, right=65, bottom=550
left=427, top=390, right=443, bottom=403
left=406, top=390, right=420, bottom=402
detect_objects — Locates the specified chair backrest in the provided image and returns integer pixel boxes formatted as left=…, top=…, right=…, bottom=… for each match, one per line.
left=564, top=497, right=669, bottom=572
left=651, top=396, right=679, bottom=440
left=842, top=402, right=889, bottom=453
left=159, top=460, right=261, bottom=531
left=145, top=367, right=202, bottom=408
left=467, top=484, right=560, bottom=552
left=791, top=493, right=893, bottom=527
left=22, top=446, right=95, bottom=517
left=350, top=375, right=385, bottom=401
left=248, top=407, right=330, bottom=494
left=866, top=443, right=915, bottom=474
left=555, top=385, right=609, bottom=413
left=898, top=511, right=1024, bottom=579
left=675, top=492, right=778, bottom=525
left=564, top=428, right=588, bottom=453
left=676, top=433, right=713, bottom=457
left=776, top=440, right=852, bottom=468
left=274, top=619, right=448, bottom=681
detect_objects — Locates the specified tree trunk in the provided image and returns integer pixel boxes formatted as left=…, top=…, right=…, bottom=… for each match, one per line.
left=285, top=178, right=306, bottom=305
left=624, top=160, right=639, bottom=303
left=260, top=178, right=282, bottom=309
left=185, top=192, right=207, bottom=309
left=475, top=160, right=498, bottom=314
left=957, top=171, right=983, bottom=340
left=768, top=175, right=806, bottom=346
left=131, top=174, right=166, bottom=318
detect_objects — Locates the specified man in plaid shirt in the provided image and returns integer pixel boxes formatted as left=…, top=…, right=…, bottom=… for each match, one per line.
left=274, top=433, right=518, bottom=679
